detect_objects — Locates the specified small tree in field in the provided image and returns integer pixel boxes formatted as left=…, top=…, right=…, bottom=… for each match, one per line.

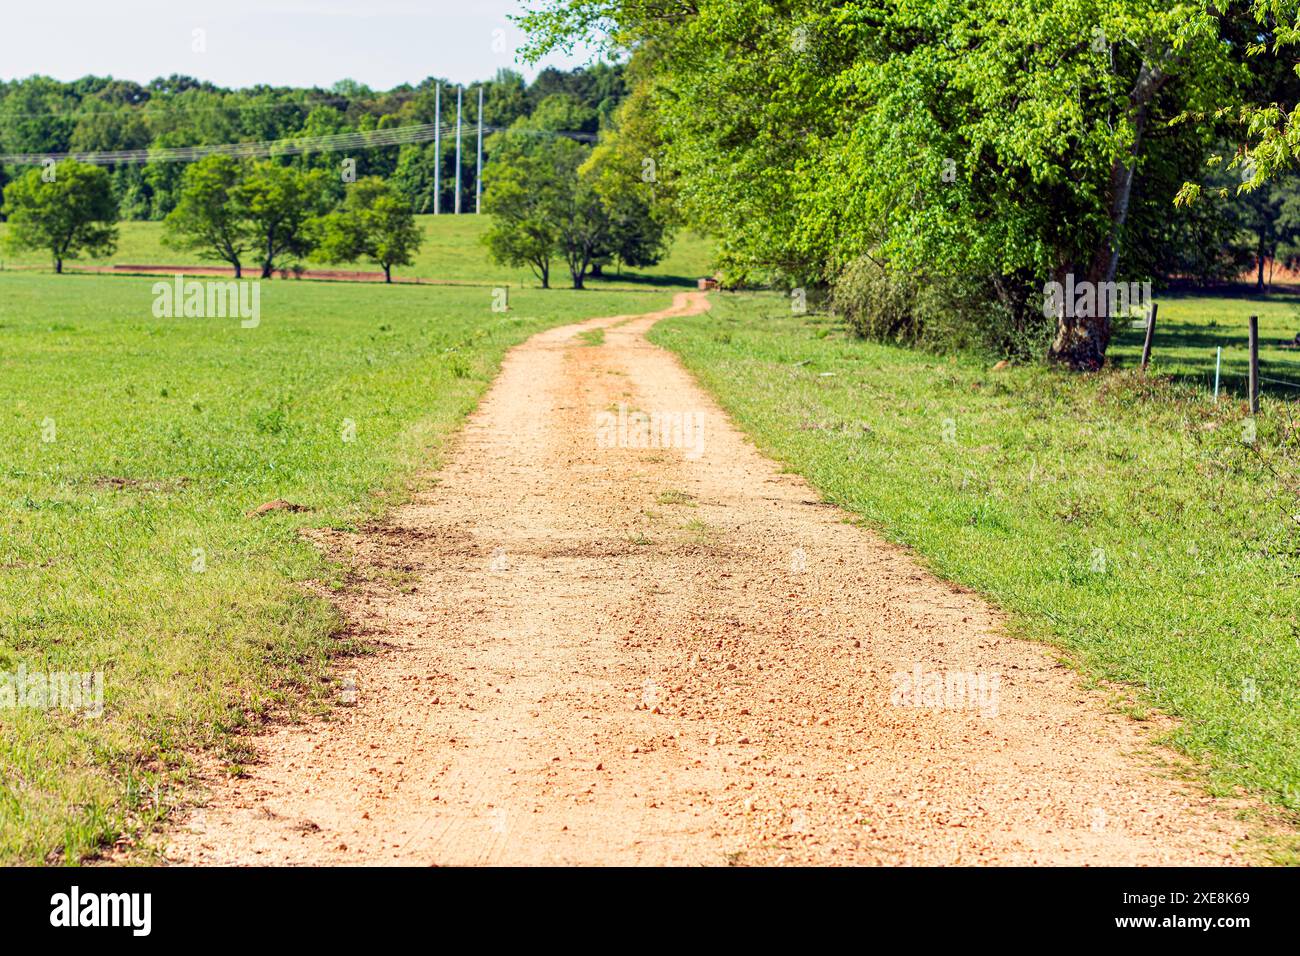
left=2, top=160, right=118, bottom=273
left=482, top=135, right=563, bottom=288
left=311, top=176, right=423, bottom=283
left=483, top=131, right=611, bottom=289
left=233, top=161, right=330, bottom=278
left=162, top=154, right=252, bottom=278
left=556, top=165, right=610, bottom=290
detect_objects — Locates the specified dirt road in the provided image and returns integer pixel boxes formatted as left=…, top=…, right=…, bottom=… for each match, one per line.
left=166, top=291, right=1254, bottom=865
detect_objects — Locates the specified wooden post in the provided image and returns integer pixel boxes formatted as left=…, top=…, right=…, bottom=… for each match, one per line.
left=1140, top=303, right=1158, bottom=372
left=1248, top=314, right=1260, bottom=414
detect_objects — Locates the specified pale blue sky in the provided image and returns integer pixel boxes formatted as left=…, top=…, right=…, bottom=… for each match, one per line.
left=0, top=1, right=603, bottom=90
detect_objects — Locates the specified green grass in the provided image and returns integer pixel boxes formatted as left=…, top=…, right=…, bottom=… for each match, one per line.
left=0, top=269, right=677, bottom=864
left=650, top=292, right=1300, bottom=838
left=0, top=215, right=716, bottom=290
left=1109, top=289, right=1300, bottom=401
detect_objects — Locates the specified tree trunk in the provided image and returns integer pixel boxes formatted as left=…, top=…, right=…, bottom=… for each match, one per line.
left=261, top=262, right=273, bottom=279
left=384, top=264, right=392, bottom=284
left=1257, top=248, right=1266, bottom=290
left=1046, top=264, right=1113, bottom=370
left=233, top=261, right=242, bottom=279
left=54, top=257, right=62, bottom=274
left=1048, top=59, right=1166, bottom=371
left=590, top=262, right=603, bottom=278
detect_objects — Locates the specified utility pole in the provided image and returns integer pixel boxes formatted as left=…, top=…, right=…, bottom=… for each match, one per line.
left=476, top=85, right=484, bottom=214
left=433, top=83, right=441, bottom=215
left=455, top=86, right=463, bottom=215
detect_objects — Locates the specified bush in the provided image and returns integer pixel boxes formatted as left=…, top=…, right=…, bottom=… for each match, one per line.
left=829, top=257, right=1053, bottom=360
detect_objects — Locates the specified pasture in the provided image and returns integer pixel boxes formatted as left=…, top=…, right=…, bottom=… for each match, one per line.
left=0, top=263, right=684, bottom=864
left=0, top=214, right=715, bottom=290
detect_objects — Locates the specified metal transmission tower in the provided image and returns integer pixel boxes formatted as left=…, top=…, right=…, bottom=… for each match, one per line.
left=454, top=86, right=463, bottom=215
left=433, top=83, right=441, bottom=215
left=476, top=86, right=484, bottom=214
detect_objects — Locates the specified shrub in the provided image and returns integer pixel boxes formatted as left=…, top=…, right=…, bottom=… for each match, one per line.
left=829, top=257, right=1053, bottom=360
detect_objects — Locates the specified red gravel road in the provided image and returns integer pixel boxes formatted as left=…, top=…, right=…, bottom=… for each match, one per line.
left=164, top=291, right=1273, bottom=866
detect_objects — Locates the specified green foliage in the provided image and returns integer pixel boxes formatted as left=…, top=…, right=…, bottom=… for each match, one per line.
left=830, top=257, right=1052, bottom=359
left=0, top=66, right=628, bottom=221
left=310, top=176, right=424, bottom=282
left=481, top=131, right=569, bottom=287
left=0, top=213, right=717, bottom=289
left=483, top=79, right=675, bottom=289
left=232, top=161, right=331, bottom=278
left=517, top=1, right=1279, bottom=366
left=1, top=160, right=118, bottom=272
left=161, top=154, right=251, bottom=276
left=582, top=78, right=676, bottom=270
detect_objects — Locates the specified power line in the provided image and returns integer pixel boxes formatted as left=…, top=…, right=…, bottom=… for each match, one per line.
left=0, top=95, right=428, bottom=118
left=0, top=121, right=465, bottom=165
left=0, top=117, right=600, bottom=167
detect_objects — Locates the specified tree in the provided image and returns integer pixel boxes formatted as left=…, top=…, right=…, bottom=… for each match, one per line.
left=1, top=160, right=117, bottom=273
left=311, top=176, right=424, bottom=283
left=162, top=154, right=251, bottom=277
left=483, top=125, right=612, bottom=290
left=482, top=132, right=566, bottom=288
left=582, top=80, right=677, bottom=273
left=518, top=0, right=1243, bottom=368
left=232, top=161, right=330, bottom=278
left=556, top=156, right=610, bottom=289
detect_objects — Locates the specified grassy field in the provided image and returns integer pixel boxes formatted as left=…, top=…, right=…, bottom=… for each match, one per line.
left=651, top=292, right=1300, bottom=848
left=1110, top=290, right=1300, bottom=400
left=0, top=214, right=715, bottom=290
left=0, top=269, right=679, bottom=864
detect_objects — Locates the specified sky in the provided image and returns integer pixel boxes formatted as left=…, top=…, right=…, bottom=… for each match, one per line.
left=0, top=0, right=604, bottom=90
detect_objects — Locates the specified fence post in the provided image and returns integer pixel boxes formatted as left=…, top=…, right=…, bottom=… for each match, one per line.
left=1248, top=315, right=1260, bottom=414
left=1213, top=346, right=1222, bottom=402
left=1140, top=303, right=1158, bottom=372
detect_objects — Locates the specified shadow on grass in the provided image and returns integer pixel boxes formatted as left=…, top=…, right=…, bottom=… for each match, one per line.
left=1111, top=325, right=1300, bottom=400
left=587, top=270, right=699, bottom=290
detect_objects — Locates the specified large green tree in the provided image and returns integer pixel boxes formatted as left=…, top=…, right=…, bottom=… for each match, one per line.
left=233, top=161, right=331, bottom=278
left=1, top=160, right=118, bottom=273
left=517, top=0, right=1256, bottom=367
left=582, top=78, right=677, bottom=273
left=481, top=131, right=570, bottom=288
left=162, top=154, right=251, bottom=277
left=311, top=176, right=424, bottom=282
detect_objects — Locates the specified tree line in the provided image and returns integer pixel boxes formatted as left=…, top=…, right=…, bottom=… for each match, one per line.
left=2, top=156, right=423, bottom=281
left=0, top=65, right=626, bottom=221
left=518, top=0, right=1300, bottom=369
